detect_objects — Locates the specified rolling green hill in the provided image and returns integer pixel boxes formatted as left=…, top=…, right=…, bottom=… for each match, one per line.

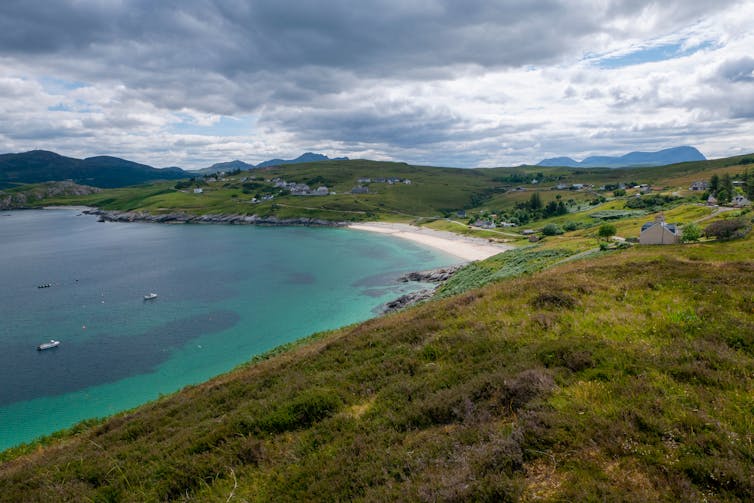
left=0, top=150, right=189, bottom=188
left=0, top=230, right=751, bottom=501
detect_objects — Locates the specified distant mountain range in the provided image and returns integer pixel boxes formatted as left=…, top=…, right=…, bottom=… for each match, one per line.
left=0, top=150, right=350, bottom=188
left=0, top=150, right=190, bottom=188
left=537, top=146, right=706, bottom=168
left=195, top=152, right=349, bottom=174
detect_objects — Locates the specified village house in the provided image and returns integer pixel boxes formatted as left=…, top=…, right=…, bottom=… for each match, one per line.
left=193, top=188, right=203, bottom=194
left=689, top=181, right=708, bottom=191
left=351, top=186, right=369, bottom=194
left=732, top=195, right=751, bottom=207
left=639, top=215, right=680, bottom=245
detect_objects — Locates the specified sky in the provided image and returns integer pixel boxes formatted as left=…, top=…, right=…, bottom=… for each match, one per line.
left=1, top=0, right=753, bottom=170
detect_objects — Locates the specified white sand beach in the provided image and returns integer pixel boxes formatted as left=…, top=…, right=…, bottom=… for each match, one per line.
left=349, top=222, right=513, bottom=262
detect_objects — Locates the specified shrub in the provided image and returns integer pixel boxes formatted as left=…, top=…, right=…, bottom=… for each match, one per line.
left=256, top=388, right=342, bottom=433
left=704, top=219, right=751, bottom=241
left=563, top=221, right=579, bottom=231
left=541, top=223, right=563, bottom=236
left=597, top=223, right=617, bottom=240
left=682, top=223, right=701, bottom=243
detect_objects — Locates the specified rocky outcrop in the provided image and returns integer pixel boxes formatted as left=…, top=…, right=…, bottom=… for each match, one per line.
left=85, top=209, right=347, bottom=227
left=0, top=181, right=100, bottom=209
left=383, top=265, right=464, bottom=314
left=383, top=289, right=435, bottom=312
left=397, top=265, right=464, bottom=283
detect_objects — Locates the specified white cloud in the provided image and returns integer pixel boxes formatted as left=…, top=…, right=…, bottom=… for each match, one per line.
left=0, top=0, right=752, bottom=168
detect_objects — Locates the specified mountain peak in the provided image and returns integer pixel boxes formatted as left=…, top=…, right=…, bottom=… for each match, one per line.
left=537, top=146, right=706, bottom=168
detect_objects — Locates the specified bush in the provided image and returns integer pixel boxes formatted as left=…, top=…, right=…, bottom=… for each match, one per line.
left=597, top=223, right=617, bottom=240
left=541, top=223, right=564, bottom=236
left=256, top=388, right=342, bottom=433
left=563, top=221, right=579, bottom=231
left=682, top=223, right=701, bottom=243
left=704, top=219, right=751, bottom=241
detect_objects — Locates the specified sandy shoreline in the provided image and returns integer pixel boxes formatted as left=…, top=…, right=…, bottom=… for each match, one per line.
left=349, top=222, right=513, bottom=262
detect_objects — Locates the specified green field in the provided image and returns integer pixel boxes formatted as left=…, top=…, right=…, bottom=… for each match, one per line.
left=6, top=154, right=751, bottom=232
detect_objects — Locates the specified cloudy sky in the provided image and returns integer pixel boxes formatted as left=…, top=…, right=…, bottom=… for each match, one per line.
left=1, top=0, right=753, bottom=169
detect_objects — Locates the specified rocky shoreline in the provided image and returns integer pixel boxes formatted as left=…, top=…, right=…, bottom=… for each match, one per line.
left=382, top=264, right=464, bottom=313
left=84, top=209, right=347, bottom=227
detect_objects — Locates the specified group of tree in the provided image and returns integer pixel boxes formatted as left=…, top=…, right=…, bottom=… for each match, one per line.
left=493, top=171, right=560, bottom=184
left=174, top=178, right=206, bottom=190
left=625, top=194, right=678, bottom=210
left=521, top=192, right=569, bottom=217
left=703, top=219, right=751, bottom=241
left=707, top=169, right=754, bottom=203
left=708, top=173, right=736, bottom=204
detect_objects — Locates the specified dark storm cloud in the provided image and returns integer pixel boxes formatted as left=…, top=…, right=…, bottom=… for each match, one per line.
left=0, top=1, right=593, bottom=74
left=0, top=0, right=653, bottom=116
left=0, top=0, right=749, bottom=166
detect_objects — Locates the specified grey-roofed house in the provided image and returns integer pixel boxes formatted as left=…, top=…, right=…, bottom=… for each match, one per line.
left=639, top=215, right=680, bottom=245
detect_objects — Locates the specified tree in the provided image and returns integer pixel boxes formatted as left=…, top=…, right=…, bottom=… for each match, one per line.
left=681, top=223, right=701, bottom=243
left=528, top=192, right=543, bottom=211
left=598, top=223, right=617, bottom=241
left=747, top=168, right=754, bottom=200
left=717, top=174, right=734, bottom=204
left=709, top=174, right=720, bottom=194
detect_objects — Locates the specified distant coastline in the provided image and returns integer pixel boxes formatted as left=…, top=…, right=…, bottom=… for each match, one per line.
left=85, top=209, right=348, bottom=227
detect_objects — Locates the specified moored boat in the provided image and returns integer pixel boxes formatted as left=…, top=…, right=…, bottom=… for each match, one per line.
left=37, top=340, right=60, bottom=351
left=144, top=292, right=158, bottom=300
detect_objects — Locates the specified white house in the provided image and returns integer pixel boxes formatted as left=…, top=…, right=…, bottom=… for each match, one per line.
left=732, top=195, right=751, bottom=207
left=639, top=215, right=680, bottom=245
left=193, top=188, right=203, bottom=194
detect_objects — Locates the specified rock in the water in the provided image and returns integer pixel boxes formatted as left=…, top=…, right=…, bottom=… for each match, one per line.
left=397, top=265, right=464, bottom=283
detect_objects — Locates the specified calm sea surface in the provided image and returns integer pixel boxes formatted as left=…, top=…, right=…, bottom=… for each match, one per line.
left=0, top=209, right=459, bottom=449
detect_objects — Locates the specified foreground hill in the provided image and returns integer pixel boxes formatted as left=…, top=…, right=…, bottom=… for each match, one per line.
left=1, top=232, right=752, bottom=501
left=538, top=146, right=706, bottom=168
left=0, top=150, right=189, bottom=188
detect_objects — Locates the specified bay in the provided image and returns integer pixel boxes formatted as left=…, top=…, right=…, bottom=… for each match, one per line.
left=0, top=209, right=459, bottom=449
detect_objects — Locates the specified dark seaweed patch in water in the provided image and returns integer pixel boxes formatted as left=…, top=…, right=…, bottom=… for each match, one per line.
left=285, top=272, right=316, bottom=284
left=0, top=310, right=240, bottom=407
left=352, top=271, right=403, bottom=288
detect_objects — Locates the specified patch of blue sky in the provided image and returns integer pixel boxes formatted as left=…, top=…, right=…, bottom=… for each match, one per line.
left=47, top=100, right=96, bottom=113
left=47, top=103, right=71, bottom=112
left=170, top=114, right=256, bottom=136
left=592, top=40, right=715, bottom=69
left=39, top=76, right=88, bottom=93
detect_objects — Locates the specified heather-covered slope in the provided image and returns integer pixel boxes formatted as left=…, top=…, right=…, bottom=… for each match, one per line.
left=1, top=234, right=752, bottom=502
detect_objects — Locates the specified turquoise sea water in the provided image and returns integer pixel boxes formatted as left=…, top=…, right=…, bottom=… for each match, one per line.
left=0, top=209, right=460, bottom=450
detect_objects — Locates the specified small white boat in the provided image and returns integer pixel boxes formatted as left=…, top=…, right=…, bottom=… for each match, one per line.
left=37, top=340, right=60, bottom=351
left=144, top=293, right=158, bottom=300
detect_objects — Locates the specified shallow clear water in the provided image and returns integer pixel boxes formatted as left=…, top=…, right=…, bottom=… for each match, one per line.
left=0, top=209, right=459, bottom=449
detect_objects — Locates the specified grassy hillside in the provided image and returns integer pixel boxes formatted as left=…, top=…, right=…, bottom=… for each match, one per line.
left=1, top=232, right=752, bottom=501
left=17, top=154, right=748, bottom=231
left=0, top=150, right=188, bottom=188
